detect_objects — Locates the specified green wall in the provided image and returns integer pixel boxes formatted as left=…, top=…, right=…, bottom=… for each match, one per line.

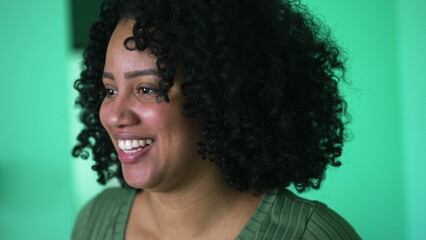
left=0, top=0, right=74, bottom=239
left=1, top=0, right=424, bottom=239
left=397, top=0, right=426, bottom=239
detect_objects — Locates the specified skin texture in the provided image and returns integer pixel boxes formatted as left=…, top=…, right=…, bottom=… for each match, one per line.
left=101, top=20, right=209, bottom=192
left=101, top=20, right=262, bottom=239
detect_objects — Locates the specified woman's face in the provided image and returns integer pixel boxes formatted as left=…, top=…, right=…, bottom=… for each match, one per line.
left=100, top=20, right=208, bottom=191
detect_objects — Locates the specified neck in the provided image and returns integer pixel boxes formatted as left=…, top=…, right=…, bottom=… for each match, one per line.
left=135, top=167, right=261, bottom=239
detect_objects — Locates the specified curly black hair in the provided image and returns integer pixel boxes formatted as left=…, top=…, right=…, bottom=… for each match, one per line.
left=73, top=0, right=349, bottom=193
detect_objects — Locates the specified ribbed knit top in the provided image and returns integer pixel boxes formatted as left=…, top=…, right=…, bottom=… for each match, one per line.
left=72, top=188, right=361, bottom=240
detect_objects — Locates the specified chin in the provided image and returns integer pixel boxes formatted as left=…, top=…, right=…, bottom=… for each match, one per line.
left=121, top=164, right=159, bottom=190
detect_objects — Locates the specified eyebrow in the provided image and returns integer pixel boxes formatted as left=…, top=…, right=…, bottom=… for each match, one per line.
left=102, top=69, right=160, bottom=80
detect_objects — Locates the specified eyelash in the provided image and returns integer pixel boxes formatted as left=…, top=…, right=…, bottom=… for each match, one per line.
left=137, top=87, right=158, bottom=95
left=105, top=88, right=118, bottom=97
left=103, top=87, right=158, bottom=98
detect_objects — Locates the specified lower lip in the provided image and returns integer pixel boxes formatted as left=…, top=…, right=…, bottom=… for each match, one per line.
left=118, top=144, right=153, bottom=164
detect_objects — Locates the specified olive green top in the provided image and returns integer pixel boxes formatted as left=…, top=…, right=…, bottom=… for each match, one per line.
left=72, top=188, right=361, bottom=240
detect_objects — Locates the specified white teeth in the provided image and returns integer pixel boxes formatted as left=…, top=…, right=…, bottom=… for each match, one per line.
left=123, top=148, right=141, bottom=154
left=118, top=138, right=153, bottom=150
left=125, top=140, right=132, bottom=150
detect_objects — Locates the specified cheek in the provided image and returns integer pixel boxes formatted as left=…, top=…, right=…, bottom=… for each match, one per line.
left=140, top=104, right=176, bottom=130
left=138, top=104, right=158, bottom=120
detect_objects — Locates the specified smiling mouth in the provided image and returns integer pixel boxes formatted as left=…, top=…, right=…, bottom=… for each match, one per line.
left=118, top=139, right=154, bottom=154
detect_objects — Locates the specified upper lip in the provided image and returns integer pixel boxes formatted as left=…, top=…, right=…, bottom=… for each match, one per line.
left=112, top=133, right=155, bottom=140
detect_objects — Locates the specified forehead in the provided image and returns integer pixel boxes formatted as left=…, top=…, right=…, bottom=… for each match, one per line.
left=105, top=20, right=157, bottom=72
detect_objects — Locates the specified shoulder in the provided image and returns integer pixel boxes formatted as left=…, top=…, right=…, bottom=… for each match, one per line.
left=72, top=187, right=136, bottom=240
left=258, top=190, right=361, bottom=240
left=300, top=199, right=361, bottom=240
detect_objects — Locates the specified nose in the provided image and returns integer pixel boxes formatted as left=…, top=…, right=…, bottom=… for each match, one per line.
left=101, top=96, right=140, bottom=129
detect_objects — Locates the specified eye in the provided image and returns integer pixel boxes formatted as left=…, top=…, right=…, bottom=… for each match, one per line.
left=137, top=87, right=158, bottom=95
left=105, top=88, right=118, bottom=98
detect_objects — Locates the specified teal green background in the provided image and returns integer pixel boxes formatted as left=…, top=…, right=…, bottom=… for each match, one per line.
left=0, top=0, right=424, bottom=239
left=0, top=0, right=74, bottom=239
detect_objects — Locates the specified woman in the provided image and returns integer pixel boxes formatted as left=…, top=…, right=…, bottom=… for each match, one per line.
left=72, top=0, right=361, bottom=239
